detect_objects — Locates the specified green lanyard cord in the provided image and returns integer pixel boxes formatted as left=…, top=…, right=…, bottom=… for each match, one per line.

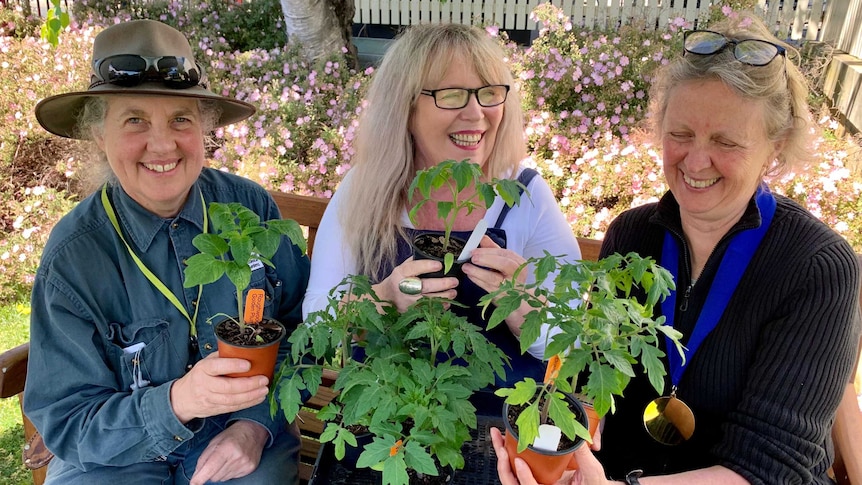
left=101, top=184, right=206, bottom=338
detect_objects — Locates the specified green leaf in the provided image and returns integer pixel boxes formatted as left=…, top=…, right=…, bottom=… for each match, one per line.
left=501, top=378, right=538, bottom=405
left=228, top=234, right=253, bottom=265
left=192, top=233, right=230, bottom=256
left=183, top=254, right=227, bottom=287
left=225, top=263, right=251, bottom=294
left=585, top=362, right=622, bottom=417
left=267, top=218, right=307, bottom=255
left=478, top=184, right=497, bottom=207
left=403, top=439, right=438, bottom=475
left=275, top=371, right=307, bottom=422
left=250, top=229, right=281, bottom=260
left=639, top=343, right=669, bottom=395
left=514, top=400, right=541, bottom=452
left=382, top=453, right=410, bottom=485
left=548, top=393, right=589, bottom=442
left=603, top=349, right=635, bottom=377
left=356, top=436, right=395, bottom=469
left=494, top=178, right=527, bottom=207
left=208, top=203, right=235, bottom=231
left=443, top=253, right=454, bottom=274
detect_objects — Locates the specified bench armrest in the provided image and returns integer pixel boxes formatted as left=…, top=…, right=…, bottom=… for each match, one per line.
left=0, top=342, right=29, bottom=399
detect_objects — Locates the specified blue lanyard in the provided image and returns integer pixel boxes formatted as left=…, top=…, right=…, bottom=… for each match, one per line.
left=661, top=184, right=776, bottom=387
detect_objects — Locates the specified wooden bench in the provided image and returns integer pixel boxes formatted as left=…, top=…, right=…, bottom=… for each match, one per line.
left=1, top=191, right=860, bottom=485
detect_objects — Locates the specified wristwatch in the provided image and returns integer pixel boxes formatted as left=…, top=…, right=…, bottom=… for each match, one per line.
left=625, top=469, right=644, bottom=485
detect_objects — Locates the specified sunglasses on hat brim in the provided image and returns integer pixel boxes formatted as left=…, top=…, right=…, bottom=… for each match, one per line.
left=91, top=54, right=205, bottom=89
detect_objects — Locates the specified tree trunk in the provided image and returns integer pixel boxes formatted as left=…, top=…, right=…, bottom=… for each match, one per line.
left=281, top=0, right=357, bottom=68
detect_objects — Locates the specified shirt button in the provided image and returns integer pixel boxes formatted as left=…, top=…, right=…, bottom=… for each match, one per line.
left=191, top=299, right=197, bottom=307
left=171, top=223, right=179, bottom=229
left=174, top=435, right=183, bottom=441
left=204, top=343, right=213, bottom=351
left=182, top=259, right=188, bottom=266
left=186, top=364, right=193, bottom=371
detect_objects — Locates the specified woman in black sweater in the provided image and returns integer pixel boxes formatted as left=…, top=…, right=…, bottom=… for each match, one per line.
left=493, top=11, right=860, bottom=485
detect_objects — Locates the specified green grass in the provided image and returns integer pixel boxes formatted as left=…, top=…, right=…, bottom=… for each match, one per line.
left=0, top=301, right=34, bottom=485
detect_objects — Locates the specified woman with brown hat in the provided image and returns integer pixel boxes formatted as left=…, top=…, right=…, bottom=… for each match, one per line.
left=25, top=19, right=309, bottom=484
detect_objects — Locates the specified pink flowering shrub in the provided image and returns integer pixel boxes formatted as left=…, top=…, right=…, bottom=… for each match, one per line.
left=504, top=4, right=678, bottom=145
left=206, top=44, right=366, bottom=196
left=771, top=116, right=862, bottom=251
left=0, top=186, right=77, bottom=301
left=501, top=3, right=682, bottom=239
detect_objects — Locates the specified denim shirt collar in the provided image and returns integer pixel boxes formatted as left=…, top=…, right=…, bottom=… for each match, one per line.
left=111, top=180, right=206, bottom=253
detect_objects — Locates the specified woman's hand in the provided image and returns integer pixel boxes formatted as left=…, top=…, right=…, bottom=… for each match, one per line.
left=373, top=256, right=458, bottom=312
left=189, top=420, right=268, bottom=485
left=463, top=236, right=533, bottom=336
left=170, top=352, right=270, bottom=423
left=463, top=236, right=528, bottom=291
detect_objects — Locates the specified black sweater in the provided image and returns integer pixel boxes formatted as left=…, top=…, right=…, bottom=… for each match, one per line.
left=595, top=191, right=861, bottom=484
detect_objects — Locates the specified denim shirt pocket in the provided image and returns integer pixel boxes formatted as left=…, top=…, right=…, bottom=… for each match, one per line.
left=240, top=261, right=283, bottom=320
left=106, top=319, right=185, bottom=391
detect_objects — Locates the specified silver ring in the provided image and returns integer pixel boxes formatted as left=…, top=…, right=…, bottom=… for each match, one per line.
left=398, top=277, right=423, bottom=295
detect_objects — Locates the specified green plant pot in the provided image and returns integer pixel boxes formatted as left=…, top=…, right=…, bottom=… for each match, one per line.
left=502, top=389, right=589, bottom=484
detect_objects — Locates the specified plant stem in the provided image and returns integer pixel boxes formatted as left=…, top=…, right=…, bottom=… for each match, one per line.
left=539, top=382, right=556, bottom=424
left=236, top=284, right=246, bottom=329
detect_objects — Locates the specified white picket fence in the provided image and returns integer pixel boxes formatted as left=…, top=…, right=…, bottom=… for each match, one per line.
left=352, top=0, right=828, bottom=40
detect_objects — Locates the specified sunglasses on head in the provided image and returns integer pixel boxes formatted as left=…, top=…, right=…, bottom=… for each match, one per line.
left=91, top=55, right=205, bottom=89
left=683, top=30, right=786, bottom=66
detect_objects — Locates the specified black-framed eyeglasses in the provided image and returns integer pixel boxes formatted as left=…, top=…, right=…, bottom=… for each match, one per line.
left=683, top=30, right=786, bottom=66
left=91, top=55, right=205, bottom=89
left=420, top=84, right=510, bottom=109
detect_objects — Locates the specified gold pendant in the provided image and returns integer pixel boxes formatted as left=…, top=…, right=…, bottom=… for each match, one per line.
left=642, top=388, right=695, bottom=445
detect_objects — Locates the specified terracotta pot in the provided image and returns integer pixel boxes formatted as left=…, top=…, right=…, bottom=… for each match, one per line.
left=411, top=233, right=468, bottom=279
left=502, top=390, right=589, bottom=484
left=214, top=317, right=286, bottom=380
left=580, top=400, right=601, bottom=440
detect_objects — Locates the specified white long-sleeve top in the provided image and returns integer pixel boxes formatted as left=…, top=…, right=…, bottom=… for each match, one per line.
left=303, top=166, right=582, bottom=359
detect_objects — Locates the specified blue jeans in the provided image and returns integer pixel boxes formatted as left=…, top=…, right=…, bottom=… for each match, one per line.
left=44, top=420, right=300, bottom=485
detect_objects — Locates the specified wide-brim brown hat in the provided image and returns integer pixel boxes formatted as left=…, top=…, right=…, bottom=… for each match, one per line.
left=35, top=19, right=255, bottom=139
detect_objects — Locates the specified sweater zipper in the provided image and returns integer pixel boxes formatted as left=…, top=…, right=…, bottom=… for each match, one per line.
left=679, top=283, right=694, bottom=312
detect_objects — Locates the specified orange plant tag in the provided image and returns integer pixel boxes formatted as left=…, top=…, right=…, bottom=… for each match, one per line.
left=544, top=355, right=562, bottom=384
left=243, top=289, right=265, bottom=324
left=389, top=439, right=403, bottom=457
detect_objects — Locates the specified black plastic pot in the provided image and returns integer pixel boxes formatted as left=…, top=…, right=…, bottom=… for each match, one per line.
left=411, top=232, right=468, bottom=279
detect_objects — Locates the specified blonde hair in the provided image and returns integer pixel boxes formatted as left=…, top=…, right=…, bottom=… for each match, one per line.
left=648, top=12, right=814, bottom=176
left=342, top=23, right=527, bottom=277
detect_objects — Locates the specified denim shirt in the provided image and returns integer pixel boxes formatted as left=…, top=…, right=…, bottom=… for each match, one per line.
left=24, top=168, right=310, bottom=471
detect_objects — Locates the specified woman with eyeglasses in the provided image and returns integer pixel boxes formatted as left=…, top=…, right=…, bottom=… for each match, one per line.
left=492, top=11, right=860, bottom=485
left=304, top=23, right=581, bottom=390
left=25, top=20, right=309, bottom=485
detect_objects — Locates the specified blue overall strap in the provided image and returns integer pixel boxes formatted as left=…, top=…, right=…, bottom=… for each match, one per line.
left=493, top=168, right=538, bottom=229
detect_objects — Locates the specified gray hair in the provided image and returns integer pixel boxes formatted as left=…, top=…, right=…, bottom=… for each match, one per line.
left=648, top=12, right=814, bottom=176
